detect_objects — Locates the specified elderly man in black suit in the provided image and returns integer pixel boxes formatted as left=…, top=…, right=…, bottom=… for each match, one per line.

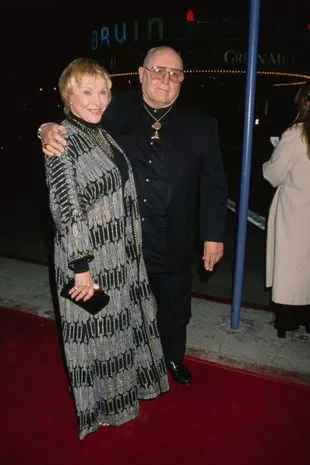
left=38, top=46, right=228, bottom=385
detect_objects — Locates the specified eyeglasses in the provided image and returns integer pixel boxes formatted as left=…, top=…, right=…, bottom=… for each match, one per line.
left=143, top=65, right=184, bottom=84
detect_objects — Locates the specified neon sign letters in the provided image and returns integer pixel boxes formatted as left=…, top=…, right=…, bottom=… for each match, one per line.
left=91, top=17, right=164, bottom=49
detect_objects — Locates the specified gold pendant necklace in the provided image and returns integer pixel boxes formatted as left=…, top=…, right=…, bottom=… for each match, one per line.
left=143, top=104, right=173, bottom=140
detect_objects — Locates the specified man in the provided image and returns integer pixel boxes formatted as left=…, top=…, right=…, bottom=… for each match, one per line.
left=39, top=46, right=228, bottom=384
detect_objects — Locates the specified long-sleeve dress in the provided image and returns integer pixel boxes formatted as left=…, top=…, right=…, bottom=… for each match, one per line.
left=45, top=114, right=169, bottom=440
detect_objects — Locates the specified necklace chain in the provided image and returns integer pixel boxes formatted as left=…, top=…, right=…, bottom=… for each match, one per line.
left=143, top=104, right=173, bottom=140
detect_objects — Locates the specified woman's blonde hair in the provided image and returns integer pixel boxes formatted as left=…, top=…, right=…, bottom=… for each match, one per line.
left=58, top=57, right=112, bottom=115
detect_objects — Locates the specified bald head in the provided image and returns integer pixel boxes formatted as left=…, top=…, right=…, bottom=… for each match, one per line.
left=143, top=46, right=183, bottom=71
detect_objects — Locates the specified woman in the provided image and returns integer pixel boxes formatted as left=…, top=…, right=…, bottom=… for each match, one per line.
left=263, top=83, right=310, bottom=338
left=45, top=57, right=169, bottom=439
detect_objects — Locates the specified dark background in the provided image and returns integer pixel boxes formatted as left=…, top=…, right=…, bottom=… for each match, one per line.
left=0, top=0, right=309, bottom=265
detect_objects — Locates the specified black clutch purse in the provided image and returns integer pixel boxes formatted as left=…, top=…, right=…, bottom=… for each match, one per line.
left=60, top=279, right=110, bottom=315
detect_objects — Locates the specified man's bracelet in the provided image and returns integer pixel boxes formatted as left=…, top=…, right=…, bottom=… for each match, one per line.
left=37, top=123, right=49, bottom=140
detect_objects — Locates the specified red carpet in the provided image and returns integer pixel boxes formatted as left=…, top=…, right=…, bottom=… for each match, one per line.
left=1, top=307, right=309, bottom=465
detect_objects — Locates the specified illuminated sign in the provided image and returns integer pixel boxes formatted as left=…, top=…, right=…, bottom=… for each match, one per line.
left=92, top=17, right=164, bottom=49
left=186, top=9, right=195, bottom=22
left=224, top=50, right=295, bottom=67
left=90, top=16, right=298, bottom=72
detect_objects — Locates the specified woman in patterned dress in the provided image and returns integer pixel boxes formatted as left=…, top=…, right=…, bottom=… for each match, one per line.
left=44, top=57, right=169, bottom=439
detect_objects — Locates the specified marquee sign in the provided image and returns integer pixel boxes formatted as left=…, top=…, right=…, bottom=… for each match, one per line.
left=90, top=15, right=298, bottom=72
left=91, top=17, right=164, bottom=49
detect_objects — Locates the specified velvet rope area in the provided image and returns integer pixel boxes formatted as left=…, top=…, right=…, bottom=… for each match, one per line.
left=1, top=307, right=309, bottom=465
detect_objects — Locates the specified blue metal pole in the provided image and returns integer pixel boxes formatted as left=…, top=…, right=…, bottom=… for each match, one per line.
left=231, top=0, right=261, bottom=329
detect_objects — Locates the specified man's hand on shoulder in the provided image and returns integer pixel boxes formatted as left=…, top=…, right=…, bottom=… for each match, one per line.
left=38, top=123, right=67, bottom=157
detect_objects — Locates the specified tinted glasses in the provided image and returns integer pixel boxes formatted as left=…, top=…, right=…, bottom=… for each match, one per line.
left=143, top=65, right=184, bottom=84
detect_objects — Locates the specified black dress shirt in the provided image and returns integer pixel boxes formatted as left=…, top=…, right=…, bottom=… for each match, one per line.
left=131, top=103, right=174, bottom=272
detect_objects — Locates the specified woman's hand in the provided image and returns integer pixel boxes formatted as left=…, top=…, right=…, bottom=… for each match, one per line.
left=69, top=271, right=95, bottom=302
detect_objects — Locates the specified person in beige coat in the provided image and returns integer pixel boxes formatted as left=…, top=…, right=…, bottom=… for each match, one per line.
left=263, top=83, right=310, bottom=338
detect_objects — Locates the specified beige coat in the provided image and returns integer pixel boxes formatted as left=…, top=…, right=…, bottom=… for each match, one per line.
left=263, top=124, right=310, bottom=305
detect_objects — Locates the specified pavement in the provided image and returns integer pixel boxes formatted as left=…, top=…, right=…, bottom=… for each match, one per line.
left=0, top=189, right=310, bottom=385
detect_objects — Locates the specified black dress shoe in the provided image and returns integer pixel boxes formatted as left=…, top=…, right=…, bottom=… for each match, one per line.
left=167, top=361, right=192, bottom=384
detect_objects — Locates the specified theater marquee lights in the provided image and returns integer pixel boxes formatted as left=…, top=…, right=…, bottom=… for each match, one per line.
left=110, top=69, right=310, bottom=81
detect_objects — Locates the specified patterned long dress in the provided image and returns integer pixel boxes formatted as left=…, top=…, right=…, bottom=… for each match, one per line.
left=45, top=115, right=169, bottom=440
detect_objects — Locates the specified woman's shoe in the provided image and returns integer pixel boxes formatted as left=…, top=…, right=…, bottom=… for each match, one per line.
left=277, top=328, right=286, bottom=338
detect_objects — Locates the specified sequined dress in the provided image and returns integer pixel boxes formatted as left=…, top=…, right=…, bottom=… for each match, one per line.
left=45, top=115, right=169, bottom=439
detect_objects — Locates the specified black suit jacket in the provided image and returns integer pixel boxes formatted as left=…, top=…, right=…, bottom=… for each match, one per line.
left=102, top=90, right=228, bottom=274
